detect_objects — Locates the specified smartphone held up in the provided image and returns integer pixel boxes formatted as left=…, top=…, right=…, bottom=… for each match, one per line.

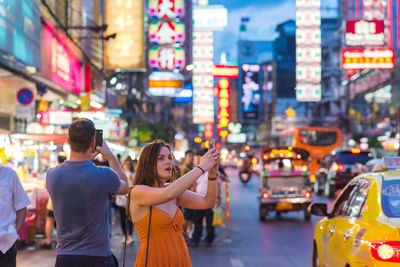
left=95, top=129, right=103, bottom=148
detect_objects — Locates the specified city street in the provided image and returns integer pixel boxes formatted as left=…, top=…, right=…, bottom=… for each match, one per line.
left=16, top=168, right=332, bottom=267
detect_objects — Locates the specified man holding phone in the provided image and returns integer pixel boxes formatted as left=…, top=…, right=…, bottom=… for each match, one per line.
left=46, top=118, right=129, bottom=267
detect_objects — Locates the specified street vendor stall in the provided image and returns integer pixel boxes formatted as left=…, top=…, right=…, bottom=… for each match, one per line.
left=1, top=133, right=68, bottom=245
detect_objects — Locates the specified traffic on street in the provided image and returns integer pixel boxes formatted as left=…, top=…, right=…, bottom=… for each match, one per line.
left=1, top=0, right=400, bottom=267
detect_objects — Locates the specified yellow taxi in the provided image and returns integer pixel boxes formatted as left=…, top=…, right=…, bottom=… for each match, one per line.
left=310, top=166, right=400, bottom=266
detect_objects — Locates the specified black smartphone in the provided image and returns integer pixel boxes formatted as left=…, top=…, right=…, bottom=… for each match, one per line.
left=209, top=138, right=215, bottom=150
left=95, top=129, right=103, bottom=148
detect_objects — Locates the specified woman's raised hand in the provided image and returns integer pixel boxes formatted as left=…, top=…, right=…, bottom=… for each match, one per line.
left=199, top=148, right=219, bottom=171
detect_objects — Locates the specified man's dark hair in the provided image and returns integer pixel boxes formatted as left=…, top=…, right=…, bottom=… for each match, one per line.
left=68, top=118, right=96, bottom=153
left=57, top=155, right=67, bottom=164
left=185, top=150, right=194, bottom=156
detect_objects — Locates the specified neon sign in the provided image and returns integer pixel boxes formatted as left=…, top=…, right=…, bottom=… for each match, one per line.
left=342, top=49, right=395, bottom=70
left=345, top=20, right=385, bottom=46
left=149, top=0, right=184, bottom=19
left=149, top=46, right=185, bottom=71
left=149, top=21, right=185, bottom=45
left=218, top=79, right=231, bottom=136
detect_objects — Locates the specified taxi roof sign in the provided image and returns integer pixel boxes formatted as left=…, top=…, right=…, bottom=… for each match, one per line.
left=383, top=157, right=400, bottom=170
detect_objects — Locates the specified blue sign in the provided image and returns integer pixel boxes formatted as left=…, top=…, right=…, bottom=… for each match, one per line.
left=0, top=0, right=41, bottom=70
left=174, top=84, right=193, bottom=103
left=17, top=88, right=34, bottom=105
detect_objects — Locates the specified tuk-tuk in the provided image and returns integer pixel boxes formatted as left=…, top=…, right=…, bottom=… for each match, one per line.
left=258, top=147, right=312, bottom=221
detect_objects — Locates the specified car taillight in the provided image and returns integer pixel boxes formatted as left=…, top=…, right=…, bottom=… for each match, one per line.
left=371, top=241, right=400, bottom=262
left=262, top=192, right=269, bottom=199
left=351, top=148, right=361, bottom=154
left=331, top=163, right=345, bottom=171
left=305, top=192, right=311, bottom=198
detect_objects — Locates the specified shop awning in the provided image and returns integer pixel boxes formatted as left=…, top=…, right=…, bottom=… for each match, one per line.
left=11, top=133, right=68, bottom=144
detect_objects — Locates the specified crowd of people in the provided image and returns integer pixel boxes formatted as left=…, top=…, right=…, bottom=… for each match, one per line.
left=0, top=118, right=228, bottom=267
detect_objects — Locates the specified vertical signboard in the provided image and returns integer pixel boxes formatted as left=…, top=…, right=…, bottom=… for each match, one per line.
left=42, top=21, right=82, bottom=95
left=104, top=0, right=145, bottom=70
left=192, top=30, right=214, bottom=123
left=217, top=79, right=231, bottom=138
left=148, top=0, right=185, bottom=96
left=295, top=0, right=321, bottom=102
left=240, top=64, right=262, bottom=121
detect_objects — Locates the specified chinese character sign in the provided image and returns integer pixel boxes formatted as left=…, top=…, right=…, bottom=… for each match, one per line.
left=149, top=0, right=184, bottom=19
left=149, top=21, right=185, bottom=45
left=104, top=0, right=145, bottom=70
left=149, top=46, right=185, bottom=71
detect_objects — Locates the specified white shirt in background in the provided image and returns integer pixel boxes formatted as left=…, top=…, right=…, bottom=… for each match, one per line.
left=0, top=165, right=30, bottom=253
left=195, top=171, right=208, bottom=196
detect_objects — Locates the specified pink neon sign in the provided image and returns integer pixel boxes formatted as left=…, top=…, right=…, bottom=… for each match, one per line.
left=43, top=21, right=82, bottom=95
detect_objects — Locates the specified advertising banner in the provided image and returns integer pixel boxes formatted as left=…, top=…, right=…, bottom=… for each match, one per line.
left=42, top=21, right=82, bottom=95
left=345, top=20, right=385, bottom=46
left=149, top=21, right=185, bottom=45
left=104, top=0, right=145, bottom=70
left=149, top=0, right=184, bottom=19
left=0, top=0, right=41, bottom=69
left=240, top=64, right=262, bottom=121
left=149, top=46, right=185, bottom=71
left=342, top=48, right=395, bottom=70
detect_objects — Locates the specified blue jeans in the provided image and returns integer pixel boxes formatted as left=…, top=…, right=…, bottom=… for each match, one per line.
left=55, top=255, right=115, bottom=267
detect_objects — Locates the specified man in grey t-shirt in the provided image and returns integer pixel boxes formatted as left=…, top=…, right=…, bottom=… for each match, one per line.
left=46, top=118, right=129, bottom=267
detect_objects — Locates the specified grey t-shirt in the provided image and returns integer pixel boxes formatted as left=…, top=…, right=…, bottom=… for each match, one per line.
left=46, top=160, right=120, bottom=256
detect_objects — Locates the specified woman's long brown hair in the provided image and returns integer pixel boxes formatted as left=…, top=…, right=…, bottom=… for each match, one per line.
left=133, top=139, right=178, bottom=187
left=126, top=140, right=178, bottom=221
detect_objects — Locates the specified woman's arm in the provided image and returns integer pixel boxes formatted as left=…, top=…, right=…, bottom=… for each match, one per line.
left=177, top=162, right=219, bottom=209
left=131, top=149, right=218, bottom=206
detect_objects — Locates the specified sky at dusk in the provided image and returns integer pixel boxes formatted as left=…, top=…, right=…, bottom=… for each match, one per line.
left=208, top=0, right=296, bottom=63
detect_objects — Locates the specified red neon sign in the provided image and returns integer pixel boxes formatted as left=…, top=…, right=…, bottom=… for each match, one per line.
left=217, top=79, right=231, bottom=136
left=342, top=48, right=395, bottom=70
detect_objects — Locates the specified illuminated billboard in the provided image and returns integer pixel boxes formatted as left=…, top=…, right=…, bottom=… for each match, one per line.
left=149, top=0, right=184, bottom=19
left=296, top=9, right=321, bottom=27
left=104, top=0, right=144, bottom=70
left=217, top=79, right=231, bottom=136
left=149, top=46, right=185, bottom=71
left=296, top=83, right=321, bottom=102
left=296, top=29, right=321, bottom=45
left=213, top=65, right=239, bottom=78
left=193, top=5, right=228, bottom=31
left=296, top=0, right=321, bottom=102
left=149, top=21, right=185, bottom=45
left=296, top=65, right=321, bottom=82
left=240, top=64, right=261, bottom=121
left=342, top=48, right=395, bottom=70
left=345, top=20, right=385, bottom=46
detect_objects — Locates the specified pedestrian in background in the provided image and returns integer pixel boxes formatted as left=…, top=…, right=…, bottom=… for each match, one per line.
left=190, top=149, right=216, bottom=247
left=46, top=118, right=129, bottom=267
left=127, top=140, right=219, bottom=267
left=115, top=157, right=136, bottom=245
left=41, top=155, right=66, bottom=249
left=180, top=150, right=195, bottom=241
left=0, top=164, right=30, bottom=267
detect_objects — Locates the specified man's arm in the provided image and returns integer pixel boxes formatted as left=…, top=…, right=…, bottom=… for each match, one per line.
left=15, top=207, right=27, bottom=233
left=96, top=141, right=129, bottom=195
left=108, top=156, right=129, bottom=195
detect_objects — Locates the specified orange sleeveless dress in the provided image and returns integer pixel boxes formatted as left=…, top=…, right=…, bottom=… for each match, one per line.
left=134, top=207, right=192, bottom=267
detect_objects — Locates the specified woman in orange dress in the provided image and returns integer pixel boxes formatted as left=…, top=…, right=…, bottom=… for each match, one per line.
left=127, top=140, right=219, bottom=267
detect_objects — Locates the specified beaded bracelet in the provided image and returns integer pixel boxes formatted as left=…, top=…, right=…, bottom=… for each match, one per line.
left=195, top=165, right=205, bottom=174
